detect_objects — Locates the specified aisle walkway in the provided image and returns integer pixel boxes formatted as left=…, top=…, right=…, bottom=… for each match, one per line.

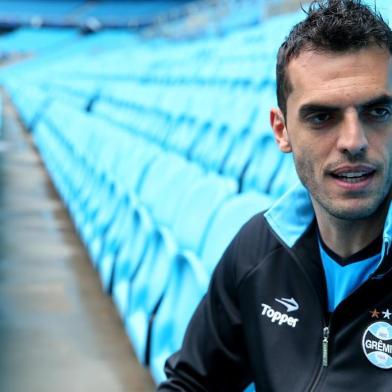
left=0, top=92, right=156, bottom=392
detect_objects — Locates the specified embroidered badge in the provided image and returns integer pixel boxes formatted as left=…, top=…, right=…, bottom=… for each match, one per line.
left=362, top=321, right=392, bottom=369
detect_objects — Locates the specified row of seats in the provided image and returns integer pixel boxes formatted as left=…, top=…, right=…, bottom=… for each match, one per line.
left=0, top=0, right=186, bottom=27
left=30, top=98, right=272, bottom=384
left=0, top=28, right=78, bottom=54
left=9, top=79, right=297, bottom=198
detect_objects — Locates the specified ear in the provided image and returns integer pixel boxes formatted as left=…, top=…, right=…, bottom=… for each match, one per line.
left=270, top=108, right=292, bottom=153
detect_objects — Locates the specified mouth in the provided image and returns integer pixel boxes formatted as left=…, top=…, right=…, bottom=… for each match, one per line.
left=329, top=166, right=376, bottom=186
left=330, top=171, right=375, bottom=183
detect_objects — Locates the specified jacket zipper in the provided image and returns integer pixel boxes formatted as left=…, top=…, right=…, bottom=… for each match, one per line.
left=309, top=323, right=330, bottom=392
left=263, top=219, right=334, bottom=391
left=322, top=326, right=329, bottom=367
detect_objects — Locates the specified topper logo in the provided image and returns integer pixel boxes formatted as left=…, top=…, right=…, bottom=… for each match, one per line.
left=275, top=297, right=299, bottom=312
left=261, top=303, right=299, bottom=328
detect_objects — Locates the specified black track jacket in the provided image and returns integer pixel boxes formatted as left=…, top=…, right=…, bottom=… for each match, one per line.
left=158, top=183, right=392, bottom=391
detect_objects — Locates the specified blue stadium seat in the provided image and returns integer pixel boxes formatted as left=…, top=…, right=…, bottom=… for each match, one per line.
left=111, top=159, right=204, bottom=317
left=149, top=191, right=273, bottom=383
left=241, top=135, right=285, bottom=194
left=268, top=153, right=299, bottom=198
left=97, top=152, right=197, bottom=291
left=89, top=138, right=160, bottom=267
left=221, top=131, right=259, bottom=180
left=124, top=173, right=237, bottom=365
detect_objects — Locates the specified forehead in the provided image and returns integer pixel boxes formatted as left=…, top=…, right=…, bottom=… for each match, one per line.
left=286, top=47, right=392, bottom=108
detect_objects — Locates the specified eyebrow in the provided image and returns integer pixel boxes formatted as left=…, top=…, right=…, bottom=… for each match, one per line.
left=359, top=94, right=392, bottom=109
left=299, top=94, right=392, bottom=119
left=299, top=104, right=338, bottom=119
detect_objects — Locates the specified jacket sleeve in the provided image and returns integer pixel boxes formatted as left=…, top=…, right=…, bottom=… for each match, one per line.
left=157, top=234, right=253, bottom=391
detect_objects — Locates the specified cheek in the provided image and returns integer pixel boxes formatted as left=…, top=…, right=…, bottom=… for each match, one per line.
left=291, top=130, right=340, bottom=169
left=370, top=134, right=392, bottom=167
left=291, top=143, right=321, bottom=170
left=383, top=142, right=392, bottom=179
left=290, top=145, right=317, bottom=183
left=386, top=136, right=392, bottom=157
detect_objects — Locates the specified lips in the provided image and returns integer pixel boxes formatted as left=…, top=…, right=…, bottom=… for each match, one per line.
left=329, top=166, right=376, bottom=184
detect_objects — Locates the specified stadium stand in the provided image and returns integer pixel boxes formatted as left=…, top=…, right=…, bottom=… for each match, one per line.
left=4, top=0, right=390, bottom=388
left=0, top=2, right=305, bottom=388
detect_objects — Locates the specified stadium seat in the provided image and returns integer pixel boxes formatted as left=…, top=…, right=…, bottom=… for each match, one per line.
left=89, top=139, right=160, bottom=267
left=241, top=135, right=285, bottom=195
left=97, top=152, right=196, bottom=291
left=124, top=173, right=237, bottom=365
left=111, top=159, right=204, bottom=317
left=149, top=191, right=273, bottom=383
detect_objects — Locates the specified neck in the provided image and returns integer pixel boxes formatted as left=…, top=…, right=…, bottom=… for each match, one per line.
left=313, top=200, right=390, bottom=259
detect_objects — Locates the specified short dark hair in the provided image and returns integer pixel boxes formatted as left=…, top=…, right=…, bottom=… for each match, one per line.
left=276, top=0, right=392, bottom=115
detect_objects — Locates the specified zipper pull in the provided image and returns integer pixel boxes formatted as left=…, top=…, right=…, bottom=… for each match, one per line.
left=322, top=326, right=329, bottom=367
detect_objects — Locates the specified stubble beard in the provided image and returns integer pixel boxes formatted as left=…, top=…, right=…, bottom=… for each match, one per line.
left=294, top=157, right=392, bottom=222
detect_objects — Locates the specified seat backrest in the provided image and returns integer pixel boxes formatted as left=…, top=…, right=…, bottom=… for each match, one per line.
left=151, top=160, right=204, bottom=227
left=268, top=153, right=299, bottom=198
left=149, top=191, right=273, bottom=383
left=149, top=252, right=210, bottom=384
left=126, top=173, right=237, bottom=324
left=241, top=136, right=284, bottom=194
left=137, top=152, right=188, bottom=211
left=201, top=191, right=273, bottom=274
left=172, top=173, right=238, bottom=254
left=115, top=137, right=160, bottom=195
left=221, top=131, right=258, bottom=180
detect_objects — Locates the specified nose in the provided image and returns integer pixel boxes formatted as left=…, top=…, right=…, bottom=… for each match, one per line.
left=336, top=110, right=368, bottom=157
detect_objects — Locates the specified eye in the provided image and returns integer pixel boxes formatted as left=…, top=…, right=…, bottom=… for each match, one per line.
left=307, top=112, right=332, bottom=127
left=365, top=106, right=392, bottom=122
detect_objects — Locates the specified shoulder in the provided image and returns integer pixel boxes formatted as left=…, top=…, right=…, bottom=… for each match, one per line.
left=214, top=212, right=282, bottom=286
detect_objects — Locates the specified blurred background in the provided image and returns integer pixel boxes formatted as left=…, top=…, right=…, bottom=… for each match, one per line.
left=0, top=0, right=390, bottom=391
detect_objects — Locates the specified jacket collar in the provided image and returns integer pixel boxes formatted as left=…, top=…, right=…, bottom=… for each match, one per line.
left=264, top=181, right=314, bottom=248
left=264, top=181, right=392, bottom=264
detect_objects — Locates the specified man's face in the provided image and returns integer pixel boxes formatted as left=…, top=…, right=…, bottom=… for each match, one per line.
left=271, top=46, right=392, bottom=221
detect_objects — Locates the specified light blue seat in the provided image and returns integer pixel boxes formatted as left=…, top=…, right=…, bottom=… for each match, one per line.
left=90, top=139, right=159, bottom=269
left=33, top=119, right=66, bottom=189
left=39, top=102, right=110, bottom=231
left=74, top=124, right=140, bottom=250
left=78, top=150, right=119, bottom=247
left=85, top=180, right=124, bottom=262
left=241, top=135, right=285, bottom=194
left=166, top=117, right=202, bottom=155
left=34, top=113, right=85, bottom=206
left=149, top=191, right=273, bottom=383
left=190, top=123, right=235, bottom=171
left=39, top=103, right=156, bottom=270
left=199, top=88, right=262, bottom=172
left=71, top=170, right=103, bottom=233
left=13, top=84, right=50, bottom=131
left=98, top=152, right=194, bottom=292
left=124, top=173, right=237, bottom=365
left=111, top=159, right=204, bottom=317
left=268, top=153, right=299, bottom=198
left=221, top=131, right=260, bottom=180
left=150, top=249, right=210, bottom=384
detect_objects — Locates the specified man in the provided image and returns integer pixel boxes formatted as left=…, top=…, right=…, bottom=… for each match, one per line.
left=158, top=1, right=392, bottom=390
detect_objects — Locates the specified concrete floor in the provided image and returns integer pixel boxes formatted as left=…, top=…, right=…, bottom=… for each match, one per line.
left=0, top=93, right=156, bottom=391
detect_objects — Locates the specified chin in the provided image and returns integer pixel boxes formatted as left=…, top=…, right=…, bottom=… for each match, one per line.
left=326, top=200, right=387, bottom=221
left=329, top=209, right=377, bottom=221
